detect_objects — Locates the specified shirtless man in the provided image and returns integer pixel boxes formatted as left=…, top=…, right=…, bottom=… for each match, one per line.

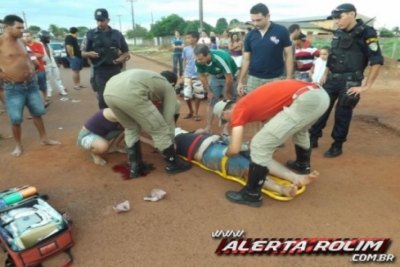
left=0, top=15, right=60, bottom=157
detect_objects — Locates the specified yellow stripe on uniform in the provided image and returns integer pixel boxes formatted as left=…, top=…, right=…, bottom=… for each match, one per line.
left=366, top=37, right=378, bottom=44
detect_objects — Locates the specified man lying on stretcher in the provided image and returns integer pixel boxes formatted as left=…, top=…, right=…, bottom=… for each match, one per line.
left=174, top=129, right=318, bottom=197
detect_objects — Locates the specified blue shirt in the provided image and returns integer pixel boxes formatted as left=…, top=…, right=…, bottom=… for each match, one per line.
left=182, top=45, right=198, bottom=78
left=171, top=37, right=183, bottom=54
left=244, top=22, right=292, bottom=79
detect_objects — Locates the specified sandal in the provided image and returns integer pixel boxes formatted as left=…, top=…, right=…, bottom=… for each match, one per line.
left=193, top=115, right=201, bottom=121
left=183, top=113, right=193, bottom=119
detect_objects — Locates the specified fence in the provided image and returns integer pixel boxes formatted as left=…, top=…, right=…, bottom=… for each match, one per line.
left=312, top=35, right=400, bottom=60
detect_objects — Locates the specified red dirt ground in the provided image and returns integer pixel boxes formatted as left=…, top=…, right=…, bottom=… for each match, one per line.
left=0, top=56, right=399, bottom=267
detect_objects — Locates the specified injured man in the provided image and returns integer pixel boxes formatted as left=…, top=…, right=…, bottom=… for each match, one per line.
left=174, top=129, right=318, bottom=198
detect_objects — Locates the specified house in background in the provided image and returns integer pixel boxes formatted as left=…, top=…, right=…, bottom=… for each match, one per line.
left=275, top=14, right=374, bottom=36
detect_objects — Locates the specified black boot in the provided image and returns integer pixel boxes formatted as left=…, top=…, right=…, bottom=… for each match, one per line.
left=286, top=145, right=311, bottom=174
left=310, top=136, right=319, bottom=148
left=161, top=144, right=191, bottom=174
left=127, top=141, right=154, bottom=178
left=225, top=162, right=266, bottom=207
left=174, top=113, right=180, bottom=123
left=324, top=142, right=343, bottom=158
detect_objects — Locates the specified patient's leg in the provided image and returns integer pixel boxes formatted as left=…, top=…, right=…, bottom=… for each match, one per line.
left=264, top=178, right=297, bottom=197
left=267, top=159, right=319, bottom=187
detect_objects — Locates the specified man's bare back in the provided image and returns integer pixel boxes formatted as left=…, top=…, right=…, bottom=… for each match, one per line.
left=0, top=22, right=35, bottom=83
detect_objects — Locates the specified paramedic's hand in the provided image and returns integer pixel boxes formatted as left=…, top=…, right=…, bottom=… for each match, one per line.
left=237, top=83, right=246, bottom=96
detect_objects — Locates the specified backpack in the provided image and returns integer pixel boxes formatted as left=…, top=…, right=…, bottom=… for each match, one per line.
left=0, top=186, right=73, bottom=267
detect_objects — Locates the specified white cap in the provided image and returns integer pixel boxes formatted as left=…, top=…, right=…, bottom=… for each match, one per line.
left=213, top=100, right=233, bottom=126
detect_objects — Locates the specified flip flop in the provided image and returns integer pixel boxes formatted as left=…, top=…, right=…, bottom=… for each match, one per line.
left=193, top=115, right=201, bottom=121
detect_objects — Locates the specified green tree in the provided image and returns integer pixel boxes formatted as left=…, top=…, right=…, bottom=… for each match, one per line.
left=150, top=14, right=185, bottom=36
left=379, top=27, right=394, bottom=37
left=229, top=19, right=240, bottom=28
left=77, top=26, right=89, bottom=37
left=28, top=25, right=41, bottom=35
left=126, top=25, right=149, bottom=39
left=392, top=26, right=400, bottom=36
left=215, top=18, right=228, bottom=34
left=48, top=24, right=67, bottom=39
left=183, top=20, right=213, bottom=34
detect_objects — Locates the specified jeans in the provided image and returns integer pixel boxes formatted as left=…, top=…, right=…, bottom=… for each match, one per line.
left=172, top=53, right=183, bottom=77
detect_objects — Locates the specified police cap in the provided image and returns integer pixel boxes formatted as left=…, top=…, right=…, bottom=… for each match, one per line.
left=94, top=8, right=109, bottom=21
left=328, top=3, right=356, bottom=19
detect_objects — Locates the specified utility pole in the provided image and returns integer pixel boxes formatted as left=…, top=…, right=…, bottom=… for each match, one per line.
left=127, top=0, right=137, bottom=30
left=199, top=0, right=203, bottom=32
left=117, top=15, right=122, bottom=32
left=22, top=11, right=28, bottom=29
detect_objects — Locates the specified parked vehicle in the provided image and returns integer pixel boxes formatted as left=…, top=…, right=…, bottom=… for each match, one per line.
left=49, top=42, right=69, bottom=68
left=49, top=39, right=90, bottom=68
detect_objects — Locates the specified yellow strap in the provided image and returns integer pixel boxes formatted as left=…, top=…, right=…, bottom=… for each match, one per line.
left=180, top=156, right=305, bottom=201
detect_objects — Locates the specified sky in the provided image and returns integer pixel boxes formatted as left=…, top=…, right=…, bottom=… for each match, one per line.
left=0, top=0, right=398, bottom=33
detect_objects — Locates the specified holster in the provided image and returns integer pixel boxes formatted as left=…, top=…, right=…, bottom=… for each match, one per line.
left=339, top=81, right=361, bottom=108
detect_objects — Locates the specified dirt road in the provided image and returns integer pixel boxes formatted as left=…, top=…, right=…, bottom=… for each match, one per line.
left=0, top=56, right=399, bottom=267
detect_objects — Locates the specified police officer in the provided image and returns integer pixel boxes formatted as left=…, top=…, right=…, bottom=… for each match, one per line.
left=309, top=3, right=383, bottom=158
left=82, top=8, right=130, bottom=109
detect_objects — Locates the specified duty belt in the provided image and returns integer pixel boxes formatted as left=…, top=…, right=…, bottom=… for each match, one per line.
left=329, top=71, right=363, bottom=81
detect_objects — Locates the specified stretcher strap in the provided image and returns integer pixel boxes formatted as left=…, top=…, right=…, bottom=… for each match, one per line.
left=186, top=133, right=206, bottom=161
left=180, top=156, right=305, bottom=201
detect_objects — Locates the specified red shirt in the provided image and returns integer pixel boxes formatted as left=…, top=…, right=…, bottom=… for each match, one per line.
left=230, top=79, right=314, bottom=127
left=26, top=42, right=46, bottom=72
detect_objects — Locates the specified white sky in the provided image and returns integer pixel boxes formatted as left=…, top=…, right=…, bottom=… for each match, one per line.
left=1, top=0, right=398, bottom=33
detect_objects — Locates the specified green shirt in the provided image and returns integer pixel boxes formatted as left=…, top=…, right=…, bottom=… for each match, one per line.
left=195, top=50, right=238, bottom=78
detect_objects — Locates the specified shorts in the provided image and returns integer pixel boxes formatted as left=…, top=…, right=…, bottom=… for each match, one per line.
left=68, top=57, right=83, bottom=71
left=209, top=75, right=237, bottom=106
left=36, top=71, right=47, bottom=93
left=246, top=75, right=281, bottom=93
left=183, top=77, right=205, bottom=100
left=202, top=142, right=249, bottom=178
left=4, top=79, right=45, bottom=124
left=77, top=128, right=121, bottom=149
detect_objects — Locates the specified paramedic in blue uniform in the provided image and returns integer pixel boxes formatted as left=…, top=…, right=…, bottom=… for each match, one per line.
left=82, top=8, right=130, bottom=109
left=309, top=3, right=383, bottom=158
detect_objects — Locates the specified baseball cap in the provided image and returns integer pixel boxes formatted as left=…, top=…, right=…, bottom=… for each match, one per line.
left=94, top=8, right=109, bottom=20
left=213, top=100, right=233, bottom=126
left=328, top=3, right=356, bottom=19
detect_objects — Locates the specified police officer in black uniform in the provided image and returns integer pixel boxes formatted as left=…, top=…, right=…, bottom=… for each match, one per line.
left=82, top=8, right=130, bottom=109
left=308, top=3, right=383, bottom=158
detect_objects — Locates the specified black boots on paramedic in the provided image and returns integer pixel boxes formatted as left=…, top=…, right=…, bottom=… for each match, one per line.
left=225, top=162, right=266, bottom=207
left=286, top=145, right=311, bottom=174
left=161, top=144, right=192, bottom=174
left=128, top=142, right=191, bottom=177
left=127, top=141, right=155, bottom=178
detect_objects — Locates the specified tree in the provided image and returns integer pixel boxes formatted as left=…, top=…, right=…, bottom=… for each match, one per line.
left=183, top=20, right=200, bottom=33
left=392, top=26, right=400, bottom=36
left=150, top=14, right=185, bottom=36
left=77, top=26, right=89, bottom=37
left=215, top=18, right=228, bottom=34
left=229, top=19, right=240, bottom=28
left=48, top=24, right=67, bottom=39
left=183, top=20, right=213, bottom=34
left=28, top=25, right=41, bottom=35
left=379, top=27, right=394, bottom=38
left=126, top=25, right=150, bottom=39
